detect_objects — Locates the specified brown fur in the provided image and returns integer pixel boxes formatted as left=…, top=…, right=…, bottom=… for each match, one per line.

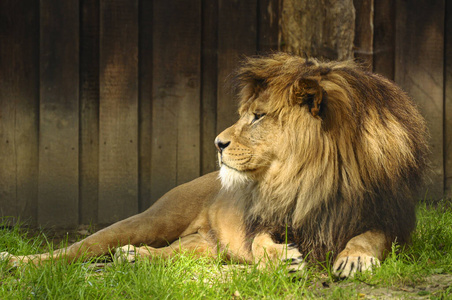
left=1, top=53, right=428, bottom=278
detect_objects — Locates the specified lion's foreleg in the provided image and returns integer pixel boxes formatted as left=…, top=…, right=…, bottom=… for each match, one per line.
left=333, top=230, right=389, bottom=278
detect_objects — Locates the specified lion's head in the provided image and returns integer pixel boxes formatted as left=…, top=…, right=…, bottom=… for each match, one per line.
left=215, top=53, right=428, bottom=261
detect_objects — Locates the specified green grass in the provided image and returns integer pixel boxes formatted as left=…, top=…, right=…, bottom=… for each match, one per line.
left=1, top=202, right=452, bottom=299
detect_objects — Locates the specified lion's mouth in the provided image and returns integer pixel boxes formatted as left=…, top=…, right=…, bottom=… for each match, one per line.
left=220, top=162, right=240, bottom=172
left=218, top=154, right=237, bottom=171
left=220, top=161, right=258, bottom=174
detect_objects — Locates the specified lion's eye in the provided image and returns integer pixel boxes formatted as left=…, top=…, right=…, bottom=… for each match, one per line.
left=252, top=113, right=266, bottom=124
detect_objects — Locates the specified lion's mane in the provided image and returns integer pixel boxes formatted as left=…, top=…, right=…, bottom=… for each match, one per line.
left=232, top=53, right=428, bottom=262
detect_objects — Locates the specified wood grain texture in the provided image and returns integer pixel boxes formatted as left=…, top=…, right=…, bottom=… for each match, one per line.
left=280, top=0, right=355, bottom=60
left=445, top=0, right=452, bottom=197
left=0, top=0, right=39, bottom=224
left=217, top=0, right=258, bottom=133
left=373, top=0, right=395, bottom=79
left=353, top=0, right=373, bottom=69
left=201, top=0, right=219, bottom=175
left=138, top=0, right=153, bottom=211
left=99, top=0, right=139, bottom=224
left=151, top=1, right=202, bottom=204
left=258, top=0, right=280, bottom=52
left=38, top=0, right=79, bottom=227
left=80, top=0, right=100, bottom=225
left=395, top=0, right=445, bottom=200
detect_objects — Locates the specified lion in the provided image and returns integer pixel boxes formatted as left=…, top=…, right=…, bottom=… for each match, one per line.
left=1, top=53, right=428, bottom=278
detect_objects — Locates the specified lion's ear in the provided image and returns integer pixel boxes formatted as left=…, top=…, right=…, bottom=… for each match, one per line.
left=291, top=76, right=326, bottom=118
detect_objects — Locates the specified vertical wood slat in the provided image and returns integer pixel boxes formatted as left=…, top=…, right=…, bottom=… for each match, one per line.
left=38, top=0, right=79, bottom=227
left=150, top=1, right=202, bottom=203
left=0, top=0, right=39, bottom=224
left=353, top=0, right=374, bottom=69
left=80, top=0, right=100, bottom=225
left=257, top=0, right=280, bottom=52
left=395, top=0, right=445, bottom=200
left=445, top=1, right=452, bottom=196
left=217, top=0, right=258, bottom=132
left=201, top=0, right=219, bottom=175
left=373, top=0, right=395, bottom=80
left=138, top=1, right=153, bottom=211
left=98, top=0, right=139, bottom=224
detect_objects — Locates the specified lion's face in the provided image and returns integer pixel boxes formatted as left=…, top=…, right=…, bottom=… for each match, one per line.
left=216, top=90, right=282, bottom=189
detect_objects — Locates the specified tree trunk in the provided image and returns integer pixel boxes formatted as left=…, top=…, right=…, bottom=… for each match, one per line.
left=280, top=0, right=355, bottom=61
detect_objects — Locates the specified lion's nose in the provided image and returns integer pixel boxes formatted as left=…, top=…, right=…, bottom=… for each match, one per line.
left=215, top=138, right=230, bottom=153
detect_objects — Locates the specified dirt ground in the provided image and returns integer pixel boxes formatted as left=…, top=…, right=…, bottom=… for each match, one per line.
left=311, top=274, right=452, bottom=299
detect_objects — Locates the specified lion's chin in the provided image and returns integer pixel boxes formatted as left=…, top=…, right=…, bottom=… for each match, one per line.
left=218, top=165, right=252, bottom=191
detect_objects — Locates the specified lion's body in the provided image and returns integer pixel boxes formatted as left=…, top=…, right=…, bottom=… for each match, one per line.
left=2, top=53, right=428, bottom=278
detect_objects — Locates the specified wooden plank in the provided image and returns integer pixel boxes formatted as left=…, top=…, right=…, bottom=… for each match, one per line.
left=373, top=0, right=395, bottom=79
left=217, top=0, right=258, bottom=132
left=257, top=0, right=280, bottom=52
left=201, top=0, right=219, bottom=175
left=99, top=0, right=139, bottom=224
left=445, top=0, right=452, bottom=197
left=39, top=0, right=79, bottom=227
left=0, top=0, right=39, bottom=225
left=138, top=0, right=153, bottom=211
left=395, top=0, right=445, bottom=200
left=151, top=1, right=202, bottom=203
left=79, top=0, right=100, bottom=224
left=353, top=0, right=374, bottom=69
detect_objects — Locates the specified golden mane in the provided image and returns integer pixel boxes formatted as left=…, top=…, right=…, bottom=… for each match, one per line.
left=234, top=53, right=428, bottom=261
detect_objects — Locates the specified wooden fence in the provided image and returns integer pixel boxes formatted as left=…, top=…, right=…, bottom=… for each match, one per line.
left=0, top=0, right=450, bottom=228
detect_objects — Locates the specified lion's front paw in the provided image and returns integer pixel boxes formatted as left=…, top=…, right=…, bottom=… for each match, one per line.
left=114, top=245, right=138, bottom=264
left=333, top=255, right=380, bottom=279
left=281, top=243, right=306, bottom=272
